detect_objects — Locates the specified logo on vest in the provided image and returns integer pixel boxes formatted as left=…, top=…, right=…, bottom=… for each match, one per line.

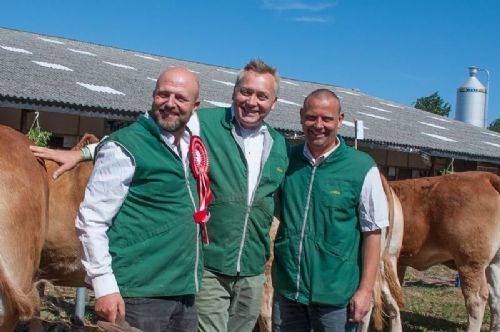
left=330, top=190, right=341, bottom=196
left=276, top=167, right=284, bottom=173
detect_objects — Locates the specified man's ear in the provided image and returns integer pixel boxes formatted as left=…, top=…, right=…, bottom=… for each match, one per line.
left=299, top=108, right=305, bottom=124
left=337, top=112, right=345, bottom=128
left=192, top=100, right=201, bottom=113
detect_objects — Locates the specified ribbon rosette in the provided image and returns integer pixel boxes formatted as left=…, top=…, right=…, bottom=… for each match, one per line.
left=189, top=135, right=212, bottom=244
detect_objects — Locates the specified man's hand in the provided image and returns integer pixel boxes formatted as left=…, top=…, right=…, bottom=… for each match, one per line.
left=348, top=289, right=372, bottom=323
left=95, top=292, right=125, bottom=323
left=30, top=146, right=84, bottom=179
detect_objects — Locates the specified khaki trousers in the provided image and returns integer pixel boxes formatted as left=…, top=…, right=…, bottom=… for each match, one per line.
left=196, top=269, right=265, bottom=332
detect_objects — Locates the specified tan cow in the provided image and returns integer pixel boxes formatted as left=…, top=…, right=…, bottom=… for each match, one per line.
left=0, top=125, right=49, bottom=332
left=38, top=134, right=97, bottom=287
left=391, top=172, right=500, bottom=332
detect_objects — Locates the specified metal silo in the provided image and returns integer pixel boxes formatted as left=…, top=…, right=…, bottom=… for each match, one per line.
left=455, top=66, right=487, bottom=128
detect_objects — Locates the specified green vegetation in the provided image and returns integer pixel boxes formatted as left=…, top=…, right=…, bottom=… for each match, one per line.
left=488, top=118, right=500, bottom=133
left=413, top=92, right=451, bottom=117
left=27, top=127, right=52, bottom=147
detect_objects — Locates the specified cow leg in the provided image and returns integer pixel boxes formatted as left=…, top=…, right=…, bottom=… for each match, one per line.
left=397, top=265, right=406, bottom=286
left=381, top=281, right=402, bottom=332
left=486, top=249, right=500, bottom=332
left=458, top=265, right=489, bottom=332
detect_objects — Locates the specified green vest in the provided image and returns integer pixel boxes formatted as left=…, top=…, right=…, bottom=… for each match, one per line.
left=100, top=115, right=203, bottom=297
left=197, top=107, right=289, bottom=276
left=273, top=138, right=374, bottom=307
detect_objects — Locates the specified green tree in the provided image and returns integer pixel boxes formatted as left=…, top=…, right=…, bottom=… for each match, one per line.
left=413, top=92, right=451, bottom=117
left=488, top=118, right=500, bottom=133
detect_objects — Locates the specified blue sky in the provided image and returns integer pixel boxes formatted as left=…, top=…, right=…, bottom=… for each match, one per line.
left=1, top=0, right=498, bottom=126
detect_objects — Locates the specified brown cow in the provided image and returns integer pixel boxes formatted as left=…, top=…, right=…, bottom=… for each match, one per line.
left=0, top=125, right=49, bottom=332
left=38, top=134, right=97, bottom=286
left=392, top=172, right=500, bottom=332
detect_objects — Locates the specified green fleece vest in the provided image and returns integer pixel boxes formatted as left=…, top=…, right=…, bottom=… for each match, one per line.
left=197, top=107, right=288, bottom=276
left=99, top=115, right=202, bottom=297
left=273, top=138, right=374, bottom=307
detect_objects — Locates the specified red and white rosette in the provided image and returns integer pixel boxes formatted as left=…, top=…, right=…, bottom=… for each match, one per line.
left=189, top=135, right=212, bottom=244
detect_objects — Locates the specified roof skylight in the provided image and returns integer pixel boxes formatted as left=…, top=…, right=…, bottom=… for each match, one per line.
left=421, top=132, right=456, bottom=142
left=0, top=45, right=32, bottom=54
left=365, top=106, right=392, bottom=113
left=68, top=48, right=97, bottom=56
left=37, top=37, right=64, bottom=44
left=32, top=61, right=73, bottom=71
left=76, top=82, right=125, bottom=95
left=278, top=98, right=301, bottom=106
left=134, top=54, right=160, bottom=61
left=212, top=79, right=235, bottom=87
left=103, top=61, right=137, bottom=70
left=419, top=121, right=448, bottom=130
left=216, top=68, right=238, bottom=75
left=357, top=112, right=390, bottom=121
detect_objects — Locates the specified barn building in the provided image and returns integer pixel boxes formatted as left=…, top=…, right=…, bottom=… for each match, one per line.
left=1, top=27, right=499, bottom=179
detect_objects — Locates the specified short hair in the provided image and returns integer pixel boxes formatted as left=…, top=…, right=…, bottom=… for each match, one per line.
left=303, top=89, right=342, bottom=113
left=235, top=59, right=280, bottom=96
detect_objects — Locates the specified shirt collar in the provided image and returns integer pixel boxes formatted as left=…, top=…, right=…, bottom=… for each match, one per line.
left=303, top=136, right=341, bottom=166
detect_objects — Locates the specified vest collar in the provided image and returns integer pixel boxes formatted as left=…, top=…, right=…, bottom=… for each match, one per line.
left=301, top=136, right=347, bottom=165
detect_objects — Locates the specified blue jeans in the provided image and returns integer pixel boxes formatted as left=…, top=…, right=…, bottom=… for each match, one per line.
left=272, top=294, right=358, bottom=332
left=124, top=295, right=197, bottom=332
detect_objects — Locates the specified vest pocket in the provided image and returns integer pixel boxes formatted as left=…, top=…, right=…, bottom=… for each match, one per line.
left=320, top=180, right=356, bottom=222
left=310, top=242, right=358, bottom=306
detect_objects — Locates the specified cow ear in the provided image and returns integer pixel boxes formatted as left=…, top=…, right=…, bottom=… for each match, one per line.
left=73, top=133, right=99, bottom=150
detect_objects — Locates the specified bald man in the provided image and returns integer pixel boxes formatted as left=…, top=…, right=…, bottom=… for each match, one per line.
left=272, top=89, right=388, bottom=331
left=76, top=67, right=202, bottom=331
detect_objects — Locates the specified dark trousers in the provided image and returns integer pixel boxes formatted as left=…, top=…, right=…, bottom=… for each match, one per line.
left=272, top=294, right=358, bottom=332
left=124, top=295, right=197, bottom=332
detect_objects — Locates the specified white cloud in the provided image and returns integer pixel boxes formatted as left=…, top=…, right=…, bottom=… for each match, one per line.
left=292, top=16, right=329, bottom=23
left=263, top=0, right=335, bottom=11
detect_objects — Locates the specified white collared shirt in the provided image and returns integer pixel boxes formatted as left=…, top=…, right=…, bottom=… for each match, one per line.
left=76, top=115, right=191, bottom=298
left=303, top=140, right=389, bottom=232
left=238, top=124, right=267, bottom=205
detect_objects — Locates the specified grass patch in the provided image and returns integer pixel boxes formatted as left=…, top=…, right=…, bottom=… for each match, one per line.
left=401, top=266, right=491, bottom=331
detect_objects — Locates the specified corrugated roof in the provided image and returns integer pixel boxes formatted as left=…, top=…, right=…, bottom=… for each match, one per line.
left=1, top=27, right=499, bottom=162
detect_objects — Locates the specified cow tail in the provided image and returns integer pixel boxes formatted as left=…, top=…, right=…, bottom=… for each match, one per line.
left=370, top=270, right=384, bottom=331
left=383, top=255, right=405, bottom=309
left=0, top=258, right=39, bottom=321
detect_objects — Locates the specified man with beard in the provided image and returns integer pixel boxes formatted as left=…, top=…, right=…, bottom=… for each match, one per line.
left=74, top=67, right=203, bottom=331
left=32, top=60, right=289, bottom=332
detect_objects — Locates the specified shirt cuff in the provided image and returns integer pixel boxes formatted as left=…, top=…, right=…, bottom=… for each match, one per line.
left=360, top=219, right=388, bottom=232
left=90, top=273, right=120, bottom=299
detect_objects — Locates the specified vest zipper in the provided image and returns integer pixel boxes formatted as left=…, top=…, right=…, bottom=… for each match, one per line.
left=294, top=165, right=317, bottom=300
left=235, top=160, right=264, bottom=273
left=183, top=153, right=200, bottom=292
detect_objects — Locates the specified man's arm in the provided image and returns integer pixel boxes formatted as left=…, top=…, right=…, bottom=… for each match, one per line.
left=349, top=230, right=381, bottom=322
left=30, top=143, right=98, bottom=179
left=76, top=141, right=133, bottom=323
left=349, top=166, right=389, bottom=322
